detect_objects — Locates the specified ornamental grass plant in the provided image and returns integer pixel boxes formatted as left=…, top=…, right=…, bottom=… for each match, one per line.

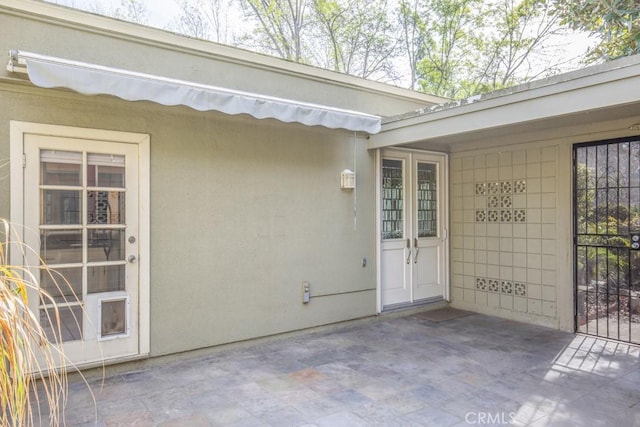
left=0, top=218, right=92, bottom=426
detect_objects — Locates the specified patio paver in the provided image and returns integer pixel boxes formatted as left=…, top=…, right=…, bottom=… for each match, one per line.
left=33, top=312, right=640, bottom=426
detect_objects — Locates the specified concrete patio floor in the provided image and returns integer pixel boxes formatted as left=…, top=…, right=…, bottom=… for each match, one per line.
left=36, top=310, right=640, bottom=426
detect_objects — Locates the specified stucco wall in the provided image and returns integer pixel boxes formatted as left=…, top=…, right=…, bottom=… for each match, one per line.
left=449, top=142, right=574, bottom=330
left=0, top=82, right=377, bottom=356
left=0, top=2, right=443, bottom=357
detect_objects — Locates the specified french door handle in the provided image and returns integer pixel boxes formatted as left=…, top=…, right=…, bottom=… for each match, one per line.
left=406, top=238, right=412, bottom=264
left=414, top=238, right=419, bottom=263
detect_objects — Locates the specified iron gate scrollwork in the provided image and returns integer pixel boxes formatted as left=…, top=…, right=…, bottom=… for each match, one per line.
left=574, top=137, right=640, bottom=344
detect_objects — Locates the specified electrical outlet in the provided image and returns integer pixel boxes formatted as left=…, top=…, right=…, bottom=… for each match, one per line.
left=302, top=281, right=310, bottom=304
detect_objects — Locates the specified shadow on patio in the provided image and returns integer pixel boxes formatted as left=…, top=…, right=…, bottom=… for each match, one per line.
left=34, top=310, right=640, bottom=426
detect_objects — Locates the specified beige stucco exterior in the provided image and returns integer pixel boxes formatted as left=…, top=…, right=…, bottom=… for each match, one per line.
left=1, top=85, right=378, bottom=356
left=0, top=1, right=442, bottom=358
left=2, top=0, right=640, bottom=364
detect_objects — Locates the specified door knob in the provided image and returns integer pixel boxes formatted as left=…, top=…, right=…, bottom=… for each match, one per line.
left=128, top=255, right=137, bottom=263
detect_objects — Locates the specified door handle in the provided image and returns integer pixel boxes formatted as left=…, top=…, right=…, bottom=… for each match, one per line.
left=414, top=238, right=419, bottom=263
left=128, top=255, right=137, bottom=263
left=406, top=238, right=412, bottom=264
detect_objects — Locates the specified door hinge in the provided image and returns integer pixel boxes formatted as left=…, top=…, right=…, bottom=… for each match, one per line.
left=22, top=153, right=26, bottom=168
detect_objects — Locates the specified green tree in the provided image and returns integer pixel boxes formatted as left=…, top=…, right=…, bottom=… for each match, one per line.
left=398, top=0, right=427, bottom=90
left=551, top=0, right=640, bottom=61
left=313, top=0, right=399, bottom=80
left=112, top=0, right=149, bottom=24
left=172, top=0, right=237, bottom=43
left=415, top=0, right=481, bottom=98
left=465, top=0, right=562, bottom=96
left=241, top=0, right=311, bottom=62
left=408, top=0, right=564, bottom=98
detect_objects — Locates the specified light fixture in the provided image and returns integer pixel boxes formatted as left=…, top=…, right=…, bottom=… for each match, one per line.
left=341, top=169, right=356, bottom=189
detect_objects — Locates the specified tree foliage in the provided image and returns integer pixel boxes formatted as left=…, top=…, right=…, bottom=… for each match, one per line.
left=404, top=0, right=562, bottom=98
left=470, top=0, right=561, bottom=93
left=551, top=0, right=640, bottom=61
left=72, top=0, right=631, bottom=99
left=313, top=0, right=399, bottom=80
left=111, top=0, right=149, bottom=24
left=413, top=0, right=482, bottom=98
left=172, top=0, right=236, bottom=42
left=241, top=0, right=310, bottom=62
left=397, top=0, right=427, bottom=90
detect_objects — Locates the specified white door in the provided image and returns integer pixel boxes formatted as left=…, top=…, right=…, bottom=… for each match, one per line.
left=23, top=133, right=141, bottom=367
left=380, top=150, right=447, bottom=308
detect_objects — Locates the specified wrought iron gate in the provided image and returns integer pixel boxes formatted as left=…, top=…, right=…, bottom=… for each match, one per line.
left=574, top=138, right=640, bottom=344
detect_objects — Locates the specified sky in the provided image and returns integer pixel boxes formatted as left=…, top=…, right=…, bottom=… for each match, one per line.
left=47, top=0, right=182, bottom=28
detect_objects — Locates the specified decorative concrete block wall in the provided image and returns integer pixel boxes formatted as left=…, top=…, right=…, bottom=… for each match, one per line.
left=450, top=146, right=559, bottom=325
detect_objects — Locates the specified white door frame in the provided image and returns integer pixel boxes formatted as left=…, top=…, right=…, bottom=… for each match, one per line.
left=10, top=121, right=150, bottom=366
left=375, top=147, right=450, bottom=313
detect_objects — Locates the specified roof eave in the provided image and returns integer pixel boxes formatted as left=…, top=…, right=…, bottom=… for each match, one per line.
left=370, top=55, right=640, bottom=150
left=2, top=0, right=447, bottom=107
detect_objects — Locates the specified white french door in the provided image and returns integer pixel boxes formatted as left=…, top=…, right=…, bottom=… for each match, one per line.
left=380, top=149, right=448, bottom=308
left=19, top=129, right=146, bottom=369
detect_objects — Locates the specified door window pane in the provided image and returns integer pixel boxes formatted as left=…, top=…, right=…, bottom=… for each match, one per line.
left=41, top=190, right=81, bottom=225
left=41, top=229, right=82, bottom=264
left=88, top=265, right=125, bottom=293
left=40, top=305, right=82, bottom=343
left=417, top=162, right=437, bottom=237
left=382, top=159, right=404, bottom=239
left=40, top=151, right=82, bottom=186
left=87, top=191, right=125, bottom=224
left=101, top=299, right=127, bottom=337
left=87, top=229, right=125, bottom=262
left=87, top=153, right=125, bottom=188
left=40, top=267, right=82, bottom=304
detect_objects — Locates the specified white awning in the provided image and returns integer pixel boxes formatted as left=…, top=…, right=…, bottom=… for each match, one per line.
left=7, top=50, right=381, bottom=134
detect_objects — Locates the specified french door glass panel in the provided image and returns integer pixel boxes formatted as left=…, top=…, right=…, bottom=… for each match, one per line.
left=417, top=162, right=437, bottom=238
left=39, top=150, right=128, bottom=343
left=381, top=150, right=446, bottom=307
left=382, top=159, right=405, bottom=240
left=25, top=134, right=140, bottom=367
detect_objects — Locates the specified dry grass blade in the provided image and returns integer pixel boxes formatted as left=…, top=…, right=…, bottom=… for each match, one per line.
left=0, top=218, right=94, bottom=426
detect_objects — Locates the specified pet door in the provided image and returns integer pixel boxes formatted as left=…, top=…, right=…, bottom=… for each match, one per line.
left=99, top=296, right=130, bottom=340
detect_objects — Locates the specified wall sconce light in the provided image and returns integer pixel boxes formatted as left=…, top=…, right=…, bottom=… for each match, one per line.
left=341, top=169, right=356, bottom=189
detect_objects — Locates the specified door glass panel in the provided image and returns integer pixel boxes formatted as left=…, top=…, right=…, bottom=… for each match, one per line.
left=382, top=159, right=404, bottom=239
left=88, top=265, right=125, bottom=293
left=41, top=190, right=81, bottom=225
left=40, top=150, right=82, bottom=186
left=417, top=162, right=437, bottom=237
left=101, top=299, right=127, bottom=337
left=87, top=191, right=125, bottom=224
left=88, top=229, right=125, bottom=262
left=41, top=229, right=82, bottom=264
left=87, top=153, right=125, bottom=188
left=40, top=305, right=83, bottom=343
left=40, top=267, right=82, bottom=304
left=32, top=141, right=137, bottom=356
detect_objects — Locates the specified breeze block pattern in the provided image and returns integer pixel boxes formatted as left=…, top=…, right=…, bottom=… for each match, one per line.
left=450, top=147, right=558, bottom=320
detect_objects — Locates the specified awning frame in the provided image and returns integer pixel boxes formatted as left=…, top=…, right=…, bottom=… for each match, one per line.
left=7, top=50, right=381, bottom=134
